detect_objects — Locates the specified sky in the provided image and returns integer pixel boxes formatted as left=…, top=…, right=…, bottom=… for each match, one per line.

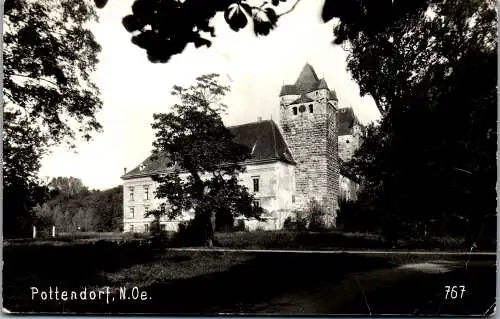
left=38, top=0, right=381, bottom=190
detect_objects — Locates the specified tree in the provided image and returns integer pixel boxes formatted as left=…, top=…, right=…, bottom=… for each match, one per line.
left=148, top=74, right=263, bottom=245
left=343, top=0, right=497, bottom=245
left=3, top=0, right=102, bottom=237
left=49, top=177, right=89, bottom=198
left=33, top=180, right=123, bottom=233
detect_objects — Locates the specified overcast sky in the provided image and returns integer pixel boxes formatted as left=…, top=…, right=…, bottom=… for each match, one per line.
left=38, top=0, right=381, bottom=190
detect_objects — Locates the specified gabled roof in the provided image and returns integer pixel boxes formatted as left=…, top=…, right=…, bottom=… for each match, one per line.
left=291, top=95, right=314, bottom=104
left=337, top=107, right=361, bottom=136
left=122, top=120, right=295, bottom=180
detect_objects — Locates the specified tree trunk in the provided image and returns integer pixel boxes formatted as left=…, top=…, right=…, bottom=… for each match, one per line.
left=207, top=211, right=216, bottom=247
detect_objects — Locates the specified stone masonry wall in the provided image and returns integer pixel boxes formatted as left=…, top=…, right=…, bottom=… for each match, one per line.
left=338, top=134, right=360, bottom=163
left=280, top=100, right=339, bottom=226
left=326, top=105, right=340, bottom=225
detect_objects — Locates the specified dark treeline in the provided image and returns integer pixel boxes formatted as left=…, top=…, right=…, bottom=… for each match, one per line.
left=34, top=177, right=123, bottom=233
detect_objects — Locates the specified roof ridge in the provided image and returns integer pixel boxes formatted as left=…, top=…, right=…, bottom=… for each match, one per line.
left=228, top=119, right=271, bottom=129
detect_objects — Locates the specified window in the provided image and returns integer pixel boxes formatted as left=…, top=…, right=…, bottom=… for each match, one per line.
left=129, top=187, right=134, bottom=201
left=144, top=224, right=149, bottom=233
left=128, top=207, right=135, bottom=219
left=346, top=139, right=350, bottom=144
left=144, top=186, right=149, bottom=200
left=292, top=195, right=295, bottom=203
left=253, top=200, right=261, bottom=208
left=252, top=177, right=260, bottom=192
left=160, top=224, right=166, bottom=231
left=309, top=104, right=313, bottom=113
left=129, top=224, right=134, bottom=232
left=292, top=107, right=297, bottom=115
left=144, top=206, right=150, bottom=213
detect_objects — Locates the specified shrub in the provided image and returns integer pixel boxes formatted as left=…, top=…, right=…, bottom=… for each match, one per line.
left=234, top=219, right=246, bottom=232
left=171, top=215, right=211, bottom=247
left=283, top=212, right=308, bottom=231
left=307, top=199, right=328, bottom=231
left=335, top=198, right=380, bottom=233
left=283, top=217, right=294, bottom=230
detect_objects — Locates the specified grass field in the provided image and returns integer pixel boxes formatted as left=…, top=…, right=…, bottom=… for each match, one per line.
left=3, top=239, right=496, bottom=315
left=8, top=229, right=492, bottom=252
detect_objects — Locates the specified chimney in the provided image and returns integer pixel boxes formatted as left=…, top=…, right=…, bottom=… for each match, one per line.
left=257, top=117, right=262, bottom=122
left=124, top=167, right=127, bottom=174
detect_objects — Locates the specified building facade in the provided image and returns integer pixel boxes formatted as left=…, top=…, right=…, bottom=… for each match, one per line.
left=121, top=64, right=363, bottom=232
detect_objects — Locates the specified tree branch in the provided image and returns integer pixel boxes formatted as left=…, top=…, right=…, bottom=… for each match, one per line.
left=278, top=0, right=302, bottom=17
left=10, top=73, right=59, bottom=87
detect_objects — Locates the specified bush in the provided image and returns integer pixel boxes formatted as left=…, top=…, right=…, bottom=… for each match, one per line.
left=335, top=198, right=380, bottom=233
left=283, top=217, right=294, bottom=230
left=171, top=215, right=211, bottom=247
left=307, top=200, right=328, bottom=231
left=283, top=213, right=308, bottom=231
left=234, top=219, right=246, bottom=232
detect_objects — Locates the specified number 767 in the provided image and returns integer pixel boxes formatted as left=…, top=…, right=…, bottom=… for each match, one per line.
left=445, top=285, right=466, bottom=299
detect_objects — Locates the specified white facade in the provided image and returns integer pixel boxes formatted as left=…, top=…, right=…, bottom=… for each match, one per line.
left=122, top=161, right=297, bottom=232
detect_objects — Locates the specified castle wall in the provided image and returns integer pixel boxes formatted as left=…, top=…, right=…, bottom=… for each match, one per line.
left=338, top=134, right=361, bottom=162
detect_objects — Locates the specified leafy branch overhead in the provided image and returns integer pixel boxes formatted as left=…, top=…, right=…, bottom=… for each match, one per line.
left=104, top=0, right=445, bottom=68
left=120, top=0, right=291, bottom=63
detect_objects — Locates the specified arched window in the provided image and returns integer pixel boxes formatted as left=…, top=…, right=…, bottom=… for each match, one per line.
left=293, top=107, right=298, bottom=115
left=309, top=104, right=313, bottom=113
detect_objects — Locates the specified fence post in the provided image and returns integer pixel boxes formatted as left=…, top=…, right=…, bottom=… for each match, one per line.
left=52, top=225, right=56, bottom=238
left=33, top=225, right=36, bottom=239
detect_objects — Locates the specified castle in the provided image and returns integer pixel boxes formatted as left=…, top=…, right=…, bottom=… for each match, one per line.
left=121, top=64, right=364, bottom=232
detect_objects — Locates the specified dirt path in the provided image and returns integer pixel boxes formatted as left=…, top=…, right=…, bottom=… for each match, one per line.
left=226, top=259, right=494, bottom=315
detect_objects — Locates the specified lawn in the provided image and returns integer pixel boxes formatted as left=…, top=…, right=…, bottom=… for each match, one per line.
left=209, top=230, right=490, bottom=251
left=3, top=240, right=496, bottom=315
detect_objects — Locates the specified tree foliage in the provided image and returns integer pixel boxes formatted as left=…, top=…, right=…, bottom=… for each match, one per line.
left=343, top=0, right=497, bottom=244
left=34, top=179, right=123, bottom=233
left=149, top=74, right=263, bottom=239
left=119, top=0, right=291, bottom=63
left=3, top=0, right=102, bottom=237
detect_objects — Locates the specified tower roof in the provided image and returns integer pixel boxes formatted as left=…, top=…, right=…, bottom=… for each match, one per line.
left=279, top=63, right=335, bottom=97
left=329, top=89, right=338, bottom=101
left=317, top=78, right=329, bottom=90
left=279, top=84, right=299, bottom=96
left=337, top=107, right=361, bottom=136
left=295, top=63, right=320, bottom=85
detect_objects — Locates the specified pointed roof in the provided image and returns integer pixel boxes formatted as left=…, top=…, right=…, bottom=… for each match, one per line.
left=329, top=89, right=338, bottom=101
left=122, top=120, right=296, bottom=179
left=337, top=107, right=361, bottom=136
left=317, top=78, right=328, bottom=90
left=294, top=63, right=321, bottom=93
left=295, top=63, right=320, bottom=85
left=279, top=63, right=336, bottom=97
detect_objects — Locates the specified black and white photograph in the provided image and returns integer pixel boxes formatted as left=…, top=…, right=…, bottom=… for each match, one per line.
left=2, top=0, right=497, bottom=316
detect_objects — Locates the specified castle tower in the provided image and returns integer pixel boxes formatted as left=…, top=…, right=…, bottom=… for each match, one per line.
left=279, top=64, right=340, bottom=226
